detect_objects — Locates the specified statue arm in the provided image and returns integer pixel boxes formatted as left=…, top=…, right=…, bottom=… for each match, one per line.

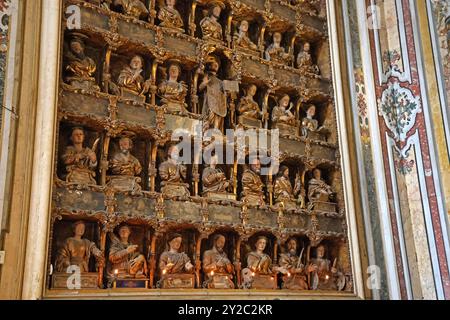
left=108, top=246, right=129, bottom=264
left=54, top=240, right=71, bottom=272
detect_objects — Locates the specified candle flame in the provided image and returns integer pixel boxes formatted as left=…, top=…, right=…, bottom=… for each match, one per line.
left=114, top=269, right=118, bottom=275
left=211, top=271, right=214, bottom=276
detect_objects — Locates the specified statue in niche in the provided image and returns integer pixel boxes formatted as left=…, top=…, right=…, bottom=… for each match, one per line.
left=158, top=0, right=184, bottom=32
left=113, top=0, right=149, bottom=19
left=202, top=234, right=235, bottom=289
left=273, top=166, right=303, bottom=210
left=55, top=220, right=104, bottom=273
left=272, top=94, right=299, bottom=136
left=116, top=55, right=151, bottom=103
left=297, top=42, right=320, bottom=75
left=308, top=168, right=334, bottom=203
left=265, top=32, right=292, bottom=65
left=108, top=136, right=142, bottom=193
left=159, top=145, right=190, bottom=198
left=202, top=154, right=230, bottom=196
left=199, top=55, right=228, bottom=133
left=159, top=233, right=194, bottom=276
left=61, top=127, right=98, bottom=185
left=301, top=104, right=329, bottom=139
left=108, top=225, right=148, bottom=280
left=157, top=60, right=188, bottom=113
left=234, top=20, right=258, bottom=51
left=64, top=33, right=100, bottom=91
left=241, top=157, right=265, bottom=206
left=309, top=244, right=346, bottom=291
left=200, top=1, right=225, bottom=41
left=278, top=238, right=311, bottom=290
left=237, top=84, right=267, bottom=128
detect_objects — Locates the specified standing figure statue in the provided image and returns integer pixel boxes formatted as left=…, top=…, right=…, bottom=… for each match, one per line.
left=157, top=60, right=188, bottom=113
left=64, top=33, right=100, bottom=91
left=61, top=127, right=98, bottom=185
left=199, top=55, right=228, bottom=133
left=159, top=145, right=190, bottom=198
left=278, top=238, right=312, bottom=290
left=265, top=32, right=292, bottom=65
left=241, top=157, right=265, bottom=206
left=200, top=1, right=225, bottom=41
left=108, top=225, right=148, bottom=280
left=234, top=20, right=258, bottom=51
left=202, top=234, right=235, bottom=289
left=55, top=220, right=104, bottom=273
left=108, top=136, right=142, bottom=192
left=158, top=0, right=184, bottom=32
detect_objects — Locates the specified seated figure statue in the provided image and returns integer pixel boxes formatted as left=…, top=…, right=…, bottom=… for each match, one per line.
left=202, top=234, right=235, bottom=289
left=273, top=166, right=303, bottom=210
left=158, top=0, right=184, bottom=32
left=233, top=20, right=258, bottom=51
left=271, top=94, right=299, bottom=137
left=309, top=244, right=346, bottom=291
left=116, top=55, right=151, bottom=103
left=157, top=60, right=188, bottom=113
left=297, top=42, right=320, bottom=75
left=237, top=84, right=267, bottom=129
left=202, top=154, right=233, bottom=200
left=241, top=157, right=265, bottom=206
left=278, top=238, right=313, bottom=290
left=113, top=0, right=149, bottom=19
left=159, top=145, right=190, bottom=198
left=301, top=105, right=329, bottom=140
left=307, top=168, right=336, bottom=212
left=200, top=1, right=225, bottom=41
left=265, top=32, right=292, bottom=65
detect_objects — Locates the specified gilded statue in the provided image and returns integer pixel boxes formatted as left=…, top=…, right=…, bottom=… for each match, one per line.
left=297, top=42, right=319, bottom=74
left=265, top=32, right=292, bottom=65
left=113, top=0, right=149, bottom=19
left=158, top=0, right=184, bottom=32
left=55, top=220, right=104, bottom=273
left=278, top=238, right=311, bottom=290
left=157, top=60, right=188, bottom=113
left=245, top=236, right=277, bottom=275
left=64, top=33, right=100, bottom=91
left=202, top=154, right=230, bottom=195
left=159, top=145, right=190, bottom=198
left=273, top=166, right=303, bottom=209
left=117, top=55, right=151, bottom=102
left=241, top=157, right=265, bottom=206
left=301, top=104, right=328, bottom=139
left=61, top=127, right=98, bottom=185
left=272, top=94, right=299, bottom=136
left=108, top=225, right=148, bottom=279
left=203, top=234, right=235, bottom=289
left=200, top=1, right=224, bottom=41
left=234, top=20, right=258, bottom=51
left=309, top=244, right=346, bottom=291
left=159, top=233, right=194, bottom=276
left=237, top=84, right=267, bottom=128
left=108, top=136, right=142, bottom=192
left=308, top=168, right=334, bottom=203
left=199, top=55, right=228, bottom=132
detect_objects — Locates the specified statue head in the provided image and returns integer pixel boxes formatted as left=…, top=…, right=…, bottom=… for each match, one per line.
left=246, top=84, right=257, bottom=97
left=239, top=20, right=249, bottom=33
left=129, top=55, right=144, bottom=71
left=316, top=244, right=326, bottom=259
left=248, top=155, right=261, bottom=174
left=307, top=105, right=316, bottom=118
left=119, top=137, right=133, bottom=154
left=313, top=168, right=322, bottom=180
left=70, top=127, right=86, bottom=145
left=255, top=236, right=268, bottom=252
left=209, top=1, right=225, bottom=18
left=279, top=94, right=290, bottom=108
left=167, top=61, right=182, bottom=80
left=213, top=234, right=226, bottom=252
left=277, top=165, right=289, bottom=179
left=168, top=233, right=183, bottom=252
left=118, top=225, right=131, bottom=242
left=286, top=238, right=298, bottom=255
left=72, top=220, right=86, bottom=237
left=166, top=0, right=176, bottom=7
left=168, top=144, right=181, bottom=162
left=206, top=55, right=221, bottom=74
left=273, top=32, right=282, bottom=45
left=69, top=33, right=88, bottom=56
left=303, top=42, right=311, bottom=52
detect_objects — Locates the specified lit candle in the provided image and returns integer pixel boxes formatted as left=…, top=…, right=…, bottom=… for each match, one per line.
left=251, top=272, right=255, bottom=277
left=325, top=275, right=330, bottom=280
left=210, top=271, right=215, bottom=276
left=287, top=272, right=291, bottom=277
left=114, top=269, right=118, bottom=276
left=163, top=269, right=167, bottom=275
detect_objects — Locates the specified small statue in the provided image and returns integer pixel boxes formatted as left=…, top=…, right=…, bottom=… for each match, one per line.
left=64, top=33, right=100, bottom=91
left=108, top=225, right=148, bottom=279
left=159, top=145, right=190, bottom=198
left=237, top=84, right=267, bottom=128
left=199, top=55, right=228, bottom=132
left=272, top=94, right=298, bottom=128
left=116, top=55, right=151, bottom=102
left=297, top=42, right=319, bottom=74
left=309, top=244, right=346, bottom=291
left=308, top=168, right=334, bottom=202
left=61, top=127, right=98, bottom=185
left=233, top=20, right=258, bottom=51
left=202, top=234, right=235, bottom=289
left=273, top=166, right=302, bottom=209
left=113, top=0, right=148, bottom=19
left=55, top=220, right=104, bottom=273
left=301, top=104, right=328, bottom=139
left=245, top=236, right=277, bottom=275
left=159, top=233, right=194, bottom=276
left=200, top=1, right=225, bottom=41
left=265, top=32, right=292, bottom=65
left=241, top=157, right=265, bottom=206
left=157, top=60, right=188, bottom=113
left=108, top=136, right=142, bottom=192
left=278, top=238, right=311, bottom=290
left=158, top=0, right=184, bottom=32
left=202, top=154, right=230, bottom=195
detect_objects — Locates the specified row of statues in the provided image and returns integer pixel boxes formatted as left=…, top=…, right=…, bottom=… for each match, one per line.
left=61, top=128, right=336, bottom=208
left=64, top=34, right=326, bottom=138
left=55, top=221, right=345, bottom=290
left=88, top=0, right=320, bottom=72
